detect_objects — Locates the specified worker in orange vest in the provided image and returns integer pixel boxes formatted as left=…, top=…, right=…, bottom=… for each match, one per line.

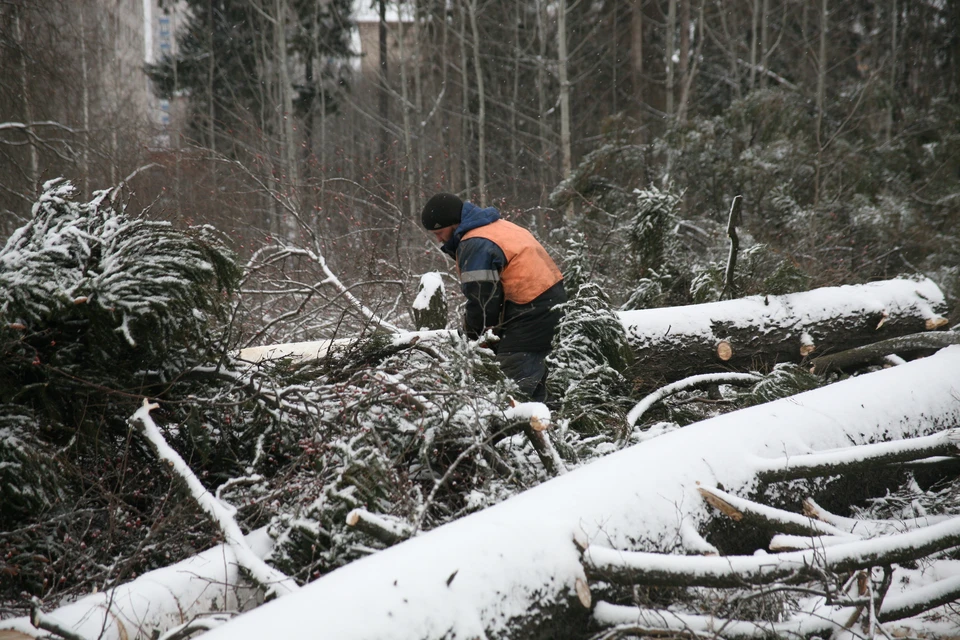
left=421, top=192, right=566, bottom=402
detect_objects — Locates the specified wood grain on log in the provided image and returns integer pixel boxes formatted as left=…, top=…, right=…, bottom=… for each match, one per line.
left=716, top=340, right=733, bottom=361
left=575, top=578, right=592, bottom=608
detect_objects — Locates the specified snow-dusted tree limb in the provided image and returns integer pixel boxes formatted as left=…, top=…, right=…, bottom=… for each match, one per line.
left=697, top=485, right=855, bottom=539
left=809, top=330, right=960, bottom=374
left=28, top=599, right=86, bottom=640
left=802, top=497, right=954, bottom=537
left=346, top=509, right=412, bottom=546
left=196, top=348, right=960, bottom=640
left=626, top=372, right=761, bottom=427
left=584, top=514, right=960, bottom=589
left=131, top=399, right=299, bottom=599
left=755, top=428, right=960, bottom=483
left=505, top=400, right=566, bottom=475
left=156, top=613, right=235, bottom=640
left=593, top=572, right=960, bottom=638
left=619, top=277, right=948, bottom=383
left=592, top=601, right=868, bottom=640
left=876, top=574, right=960, bottom=623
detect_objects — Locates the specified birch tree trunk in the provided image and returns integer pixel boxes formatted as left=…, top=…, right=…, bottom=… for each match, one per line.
left=275, top=0, right=300, bottom=240
left=467, top=0, right=486, bottom=207
left=378, top=0, right=390, bottom=164
left=665, top=0, right=676, bottom=117
left=458, top=0, right=472, bottom=194
left=14, top=10, right=39, bottom=190
left=760, top=0, right=770, bottom=89
left=814, top=0, right=828, bottom=205
left=537, top=0, right=551, bottom=193
left=397, top=0, right=417, bottom=216
left=679, top=0, right=690, bottom=102
left=749, top=0, right=760, bottom=90
left=557, top=0, right=574, bottom=221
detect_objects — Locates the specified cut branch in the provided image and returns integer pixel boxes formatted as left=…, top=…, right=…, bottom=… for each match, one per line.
left=697, top=485, right=855, bottom=538
left=583, top=514, right=960, bottom=588
left=755, top=428, right=960, bottom=483
left=803, top=497, right=954, bottom=536
left=626, top=372, right=760, bottom=427
left=810, top=330, right=960, bottom=374
left=131, top=399, right=299, bottom=599
left=345, top=508, right=412, bottom=545
left=29, top=599, right=86, bottom=640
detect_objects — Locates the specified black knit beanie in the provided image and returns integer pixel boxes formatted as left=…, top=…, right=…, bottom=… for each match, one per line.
left=421, top=193, right=463, bottom=230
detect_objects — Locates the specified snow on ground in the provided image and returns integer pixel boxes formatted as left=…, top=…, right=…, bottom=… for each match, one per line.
left=199, top=346, right=960, bottom=640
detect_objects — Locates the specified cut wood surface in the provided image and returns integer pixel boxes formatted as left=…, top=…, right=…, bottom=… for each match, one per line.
left=195, top=347, right=960, bottom=640
left=619, top=277, right=947, bottom=382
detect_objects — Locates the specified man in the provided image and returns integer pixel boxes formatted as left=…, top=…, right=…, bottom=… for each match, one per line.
left=421, top=192, right=566, bottom=402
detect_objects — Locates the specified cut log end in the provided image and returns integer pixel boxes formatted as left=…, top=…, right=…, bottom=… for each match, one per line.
left=345, top=510, right=361, bottom=527
left=716, top=341, right=733, bottom=361
left=529, top=416, right=547, bottom=432
left=800, top=332, right=816, bottom=357
left=575, top=577, right=592, bottom=609
left=926, top=316, right=949, bottom=330
left=698, top=487, right=743, bottom=521
left=802, top=498, right=826, bottom=521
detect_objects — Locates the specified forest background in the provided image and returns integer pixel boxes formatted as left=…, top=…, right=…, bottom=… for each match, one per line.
left=2, top=0, right=960, bottom=634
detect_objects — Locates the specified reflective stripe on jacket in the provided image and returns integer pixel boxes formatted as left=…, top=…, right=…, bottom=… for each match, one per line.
left=461, top=219, right=563, bottom=305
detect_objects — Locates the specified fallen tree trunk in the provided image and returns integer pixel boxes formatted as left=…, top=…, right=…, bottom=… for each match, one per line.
left=195, top=347, right=960, bottom=640
left=618, top=277, right=948, bottom=383
left=0, top=530, right=272, bottom=640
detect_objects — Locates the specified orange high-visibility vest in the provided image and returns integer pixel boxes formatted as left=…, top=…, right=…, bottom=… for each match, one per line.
left=461, top=220, right=563, bottom=305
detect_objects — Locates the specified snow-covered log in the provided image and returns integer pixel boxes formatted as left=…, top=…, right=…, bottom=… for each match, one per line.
left=619, top=277, right=947, bottom=382
left=0, top=530, right=272, bottom=640
left=196, top=346, right=960, bottom=640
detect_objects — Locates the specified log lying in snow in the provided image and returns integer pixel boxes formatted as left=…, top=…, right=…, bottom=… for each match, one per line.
left=0, top=530, right=272, bottom=640
left=195, top=347, right=960, bottom=640
left=618, top=277, right=948, bottom=382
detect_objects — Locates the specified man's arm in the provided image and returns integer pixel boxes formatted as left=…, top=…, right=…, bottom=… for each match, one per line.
left=457, top=237, right=506, bottom=340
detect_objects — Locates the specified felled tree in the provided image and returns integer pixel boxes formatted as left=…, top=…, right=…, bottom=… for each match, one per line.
left=0, top=179, right=240, bottom=600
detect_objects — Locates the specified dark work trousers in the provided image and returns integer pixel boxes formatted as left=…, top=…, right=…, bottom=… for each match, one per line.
left=496, top=351, right=549, bottom=402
